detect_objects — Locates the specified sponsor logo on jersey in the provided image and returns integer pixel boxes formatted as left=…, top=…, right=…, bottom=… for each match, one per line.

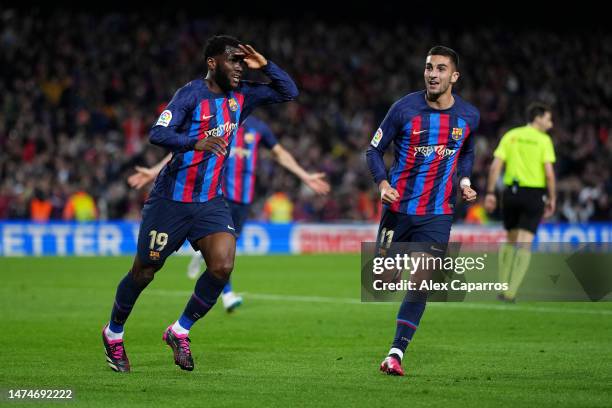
left=371, top=128, right=383, bottom=147
left=452, top=127, right=463, bottom=140
left=149, top=250, right=160, bottom=260
left=156, top=110, right=172, bottom=127
left=414, top=145, right=457, bottom=158
left=228, top=98, right=238, bottom=112
left=204, top=122, right=238, bottom=138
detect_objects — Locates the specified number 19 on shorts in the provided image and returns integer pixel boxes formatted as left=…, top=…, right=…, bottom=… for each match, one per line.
left=149, top=230, right=168, bottom=251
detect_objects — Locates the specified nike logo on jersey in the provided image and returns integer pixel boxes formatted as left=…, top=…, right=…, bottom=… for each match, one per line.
left=202, top=114, right=214, bottom=120
left=227, top=225, right=235, bottom=231
left=412, top=129, right=428, bottom=135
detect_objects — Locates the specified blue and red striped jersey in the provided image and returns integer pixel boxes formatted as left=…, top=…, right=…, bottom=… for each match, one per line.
left=149, top=62, right=297, bottom=203
left=222, top=116, right=278, bottom=204
left=366, top=90, right=480, bottom=215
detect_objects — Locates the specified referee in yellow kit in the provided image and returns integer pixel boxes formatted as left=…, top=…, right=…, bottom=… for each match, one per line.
left=484, top=102, right=556, bottom=302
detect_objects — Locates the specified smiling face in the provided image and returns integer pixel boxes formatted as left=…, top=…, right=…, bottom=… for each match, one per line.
left=424, top=54, right=460, bottom=100
left=208, top=46, right=245, bottom=92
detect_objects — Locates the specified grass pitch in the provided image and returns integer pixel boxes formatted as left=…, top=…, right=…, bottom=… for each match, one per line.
left=1, top=255, right=611, bottom=407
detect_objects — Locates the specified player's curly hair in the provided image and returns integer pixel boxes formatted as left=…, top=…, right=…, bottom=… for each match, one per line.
left=204, top=35, right=241, bottom=61
left=427, top=45, right=459, bottom=70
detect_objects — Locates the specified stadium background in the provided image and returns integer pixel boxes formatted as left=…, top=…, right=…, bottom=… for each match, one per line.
left=1, top=5, right=611, bottom=408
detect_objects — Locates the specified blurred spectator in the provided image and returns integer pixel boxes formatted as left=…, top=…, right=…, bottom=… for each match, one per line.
left=30, top=189, right=53, bottom=222
left=62, top=188, right=98, bottom=221
left=263, top=192, right=293, bottom=223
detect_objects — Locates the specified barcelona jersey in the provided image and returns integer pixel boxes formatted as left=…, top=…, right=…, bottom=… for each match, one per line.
left=149, top=62, right=298, bottom=203
left=222, top=116, right=278, bottom=204
left=366, top=90, right=479, bottom=215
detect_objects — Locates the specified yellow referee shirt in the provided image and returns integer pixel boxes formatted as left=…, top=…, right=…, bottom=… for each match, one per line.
left=493, top=125, right=556, bottom=188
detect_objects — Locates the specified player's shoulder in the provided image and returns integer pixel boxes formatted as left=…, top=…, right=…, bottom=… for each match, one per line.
left=452, top=94, right=480, bottom=121
left=387, top=91, right=426, bottom=120
left=394, top=90, right=427, bottom=110
left=174, top=79, right=206, bottom=99
left=243, top=115, right=268, bottom=132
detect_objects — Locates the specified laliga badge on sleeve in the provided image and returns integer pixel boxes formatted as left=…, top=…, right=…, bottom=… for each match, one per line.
left=156, top=110, right=172, bottom=127
left=371, top=128, right=383, bottom=147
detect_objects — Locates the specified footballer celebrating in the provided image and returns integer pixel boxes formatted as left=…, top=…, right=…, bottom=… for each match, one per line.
left=128, top=115, right=330, bottom=310
left=366, top=46, right=479, bottom=376
left=102, top=35, right=298, bottom=373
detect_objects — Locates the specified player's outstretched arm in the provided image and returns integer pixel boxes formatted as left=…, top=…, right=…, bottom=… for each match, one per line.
left=271, top=144, right=330, bottom=195
left=127, top=153, right=172, bottom=190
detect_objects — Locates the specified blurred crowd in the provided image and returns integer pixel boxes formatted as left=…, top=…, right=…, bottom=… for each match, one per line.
left=0, top=9, right=610, bottom=223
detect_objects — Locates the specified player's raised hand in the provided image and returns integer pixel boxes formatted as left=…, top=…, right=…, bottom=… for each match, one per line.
left=379, top=180, right=400, bottom=205
left=195, top=137, right=228, bottom=157
left=484, top=193, right=497, bottom=212
left=128, top=166, right=157, bottom=190
left=238, top=44, right=267, bottom=69
left=303, top=172, right=331, bottom=195
left=461, top=186, right=477, bottom=202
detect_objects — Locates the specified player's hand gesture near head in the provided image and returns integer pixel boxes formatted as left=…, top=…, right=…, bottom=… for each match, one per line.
left=238, top=44, right=268, bottom=69
left=303, top=172, right=331, bottom=195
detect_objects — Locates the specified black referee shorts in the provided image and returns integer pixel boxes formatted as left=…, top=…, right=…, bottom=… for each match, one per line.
left=501, top=186, right=546, bottom=234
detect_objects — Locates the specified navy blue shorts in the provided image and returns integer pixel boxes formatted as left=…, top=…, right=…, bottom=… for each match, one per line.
left=376, top=209, right=453, bottom=255
left=137, top=196, right=236, bottom=265
left=226, top=199, right=250, bottom=236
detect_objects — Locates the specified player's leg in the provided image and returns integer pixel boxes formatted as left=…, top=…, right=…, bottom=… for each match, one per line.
left=503, top=188, right=544, bottom=301
left=221, top=200, right=250, bottom=311
left=163, top=197, right=237, bottom=370
left=498, top=188, right=521, bottom=300
left=163, top=232, right=236, bottom=371
left=381, top=215, right=452, bottom=376
left=103, top=197, right=191, bottom=372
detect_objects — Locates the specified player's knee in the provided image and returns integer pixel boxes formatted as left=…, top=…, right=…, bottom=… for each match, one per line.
left=207, top=257, right=234, bottom=280
left=130, top=264, right=160, bottom=288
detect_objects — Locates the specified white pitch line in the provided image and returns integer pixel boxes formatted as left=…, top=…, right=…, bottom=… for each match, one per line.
left=147, top=289, right=612, bottom=316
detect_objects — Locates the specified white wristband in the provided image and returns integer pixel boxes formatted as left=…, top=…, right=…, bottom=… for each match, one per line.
left=459, top=178, right=471, bottom=189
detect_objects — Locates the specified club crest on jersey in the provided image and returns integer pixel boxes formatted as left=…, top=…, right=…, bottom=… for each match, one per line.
left=156, top=110, right=172, bottom=127
left=244, top=132, right=256, bottom=144
left=228, top=98, right=238, bottom=112
left=452, top=127, right=463, bottom=140
left=371, top=128, right=383, bottom=147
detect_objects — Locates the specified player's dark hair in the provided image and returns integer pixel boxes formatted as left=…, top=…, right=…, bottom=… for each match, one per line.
left=526, top=102, right=552, bottom=122
left=204, top=35, right=241, bottom=61
left=427, top=46, right=459, bottom=70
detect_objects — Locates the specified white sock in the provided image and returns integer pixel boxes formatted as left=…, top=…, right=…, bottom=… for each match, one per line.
left=105, top=325, right=124, bottom=341
left=388, top=348, right=404, bottom=361
left=171, top=321, right=189, bottom=336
